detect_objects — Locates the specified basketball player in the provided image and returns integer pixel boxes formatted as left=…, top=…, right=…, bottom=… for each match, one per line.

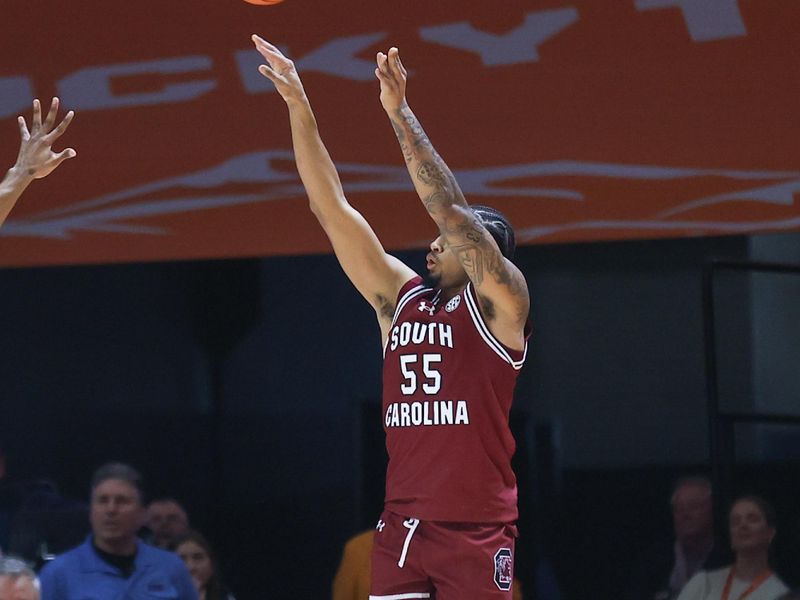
left=253, top=36, right=530, bottom=599
left=1, top=98, right=76, bottom=228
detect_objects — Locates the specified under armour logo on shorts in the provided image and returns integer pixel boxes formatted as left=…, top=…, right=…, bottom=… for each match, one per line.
left=376, top=519, right=386, bottom=532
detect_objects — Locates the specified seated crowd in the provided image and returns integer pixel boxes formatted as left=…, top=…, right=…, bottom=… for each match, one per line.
left=1, top=459, right=798, bottom=600
left=0, top=462, right=234, bottom=600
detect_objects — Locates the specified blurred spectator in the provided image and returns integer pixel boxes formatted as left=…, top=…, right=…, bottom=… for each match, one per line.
left=629, top=476, right=727, bottom=600
left=332, top=528, right=524, bottom=600
left=173, top=530, right=236, bottom=600
left=676, top=495, right=788, bottom=600
left=777, top=512, right=800, bottom=589
left=0, top=447, right=86, bottom=564
left=332, top=530, right=373, bottom=600
left=38, top=462, right=197, bottom=600
left=0, top=447, right=10, bottom=553
left=0, top=556, right=39, bottom=600
left=146, top=498, right=190, bottom=549
left=7, top=481, right=88, bottom=569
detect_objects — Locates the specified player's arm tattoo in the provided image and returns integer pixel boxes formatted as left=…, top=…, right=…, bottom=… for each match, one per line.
left=388, top=106, right=529, bottom=322
left=447, top=222, right=530, bottom=323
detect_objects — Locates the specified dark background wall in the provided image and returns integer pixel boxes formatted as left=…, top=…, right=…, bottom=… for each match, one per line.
left=1, top=232, right=799, bottom=598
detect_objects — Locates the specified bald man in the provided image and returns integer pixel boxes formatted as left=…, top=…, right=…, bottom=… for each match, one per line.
left=0, top=557, right=39, bottom=600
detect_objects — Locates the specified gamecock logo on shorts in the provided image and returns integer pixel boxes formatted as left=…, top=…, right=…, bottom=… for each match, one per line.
left=493, top=547, right=513, bottom=591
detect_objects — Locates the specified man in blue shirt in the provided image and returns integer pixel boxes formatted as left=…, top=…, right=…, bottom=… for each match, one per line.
left=39, top=463, right=197, bottom=600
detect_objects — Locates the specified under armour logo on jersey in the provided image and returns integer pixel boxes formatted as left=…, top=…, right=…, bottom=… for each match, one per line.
left=417, top=301, right=435, bottom=316
left=376, top=519, right=386, bottom=532
left=445, top=295, right=461, bottom=313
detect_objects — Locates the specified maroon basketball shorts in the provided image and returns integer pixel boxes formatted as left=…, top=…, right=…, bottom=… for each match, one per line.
left=369, top=509, right=517, bottom=600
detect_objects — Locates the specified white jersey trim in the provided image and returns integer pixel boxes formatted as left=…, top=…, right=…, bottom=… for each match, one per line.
left=369, top=595, right=431, bottom=600
left=382, top=282, right=431, bottom=357
left=464, top=283, right=527, bottom=370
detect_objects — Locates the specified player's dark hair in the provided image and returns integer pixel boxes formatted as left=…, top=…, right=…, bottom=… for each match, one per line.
left=90, top=462, right=145, bottom=504
left=470, top=205, right=516, bottom=260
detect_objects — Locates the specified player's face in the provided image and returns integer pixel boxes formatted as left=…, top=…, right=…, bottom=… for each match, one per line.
left=427, top=235, right=468, bottom=290
left=90, top=479, right=145, bottom=546
left=729, top=499, right=774, bottom=555
left=176, top=540, right=214, bottom=590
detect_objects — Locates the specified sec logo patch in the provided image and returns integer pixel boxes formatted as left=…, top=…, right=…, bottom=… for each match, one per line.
left=445, top=295, right=461, bottom=313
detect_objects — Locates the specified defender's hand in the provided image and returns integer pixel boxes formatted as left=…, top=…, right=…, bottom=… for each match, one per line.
left=252, top=34, right=307, bottom=104
left=375, top=47, right=408, bottom=113
left=14, top=98, right=76, bottom=180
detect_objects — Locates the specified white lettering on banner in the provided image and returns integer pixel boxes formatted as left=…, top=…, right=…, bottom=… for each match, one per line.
left=0, top=6, right=757, bottom=118
left=420, top=9, right=580, bottom=66
left=58, top=56, right=217, bottom=111
left=0, top=76, right=35, bottom=120
left=2, top=156, right=798, bottom=240
left=295, top=32, right=388, bottom=80
left=635, top=0, right=746, bottom=42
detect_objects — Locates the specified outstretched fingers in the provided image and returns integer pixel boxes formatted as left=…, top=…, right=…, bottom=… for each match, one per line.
left=44, top=110, right=75, bottom=143
left=376, top=48, right=407, bottom=86
left=43, top=97, right=60, bottom=131
left=376, top=52, right=391, bottom=77
left=17, top=116, right=30, bottom=141
left=251, top=34, right=288, bottom=67
left=252, top=34, right=280, bottom=54
left=257, top=63, right=282, bottom=83
left=30, top=98, right=42, bottom=132
left=389, top=47, right=407, bottom=78
left=51, top=147, right=77, bottom=167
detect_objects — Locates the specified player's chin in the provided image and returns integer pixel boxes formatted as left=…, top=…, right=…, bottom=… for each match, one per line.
left=422, top=271, right=441, bottom=289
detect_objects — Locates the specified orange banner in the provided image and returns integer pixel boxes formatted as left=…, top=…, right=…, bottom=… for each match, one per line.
left=1, top=0, right=798, bottom=267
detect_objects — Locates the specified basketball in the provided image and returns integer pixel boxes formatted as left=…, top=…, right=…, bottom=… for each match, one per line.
left=242, top=0, right=283, bottom=4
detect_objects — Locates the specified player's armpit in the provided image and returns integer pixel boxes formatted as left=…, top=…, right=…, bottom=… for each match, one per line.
left=317, top=201, right=417, bottom=320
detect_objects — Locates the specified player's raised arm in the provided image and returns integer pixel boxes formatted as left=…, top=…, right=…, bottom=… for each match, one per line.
left=0, top=98, right=76, bottom=228
left=375, top=48, right=529, bottom=347
left=252, top=35, right=416, bottom=332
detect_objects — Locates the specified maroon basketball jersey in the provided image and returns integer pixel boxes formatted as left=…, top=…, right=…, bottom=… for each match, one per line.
left=382, top=276, right=530, bottom=523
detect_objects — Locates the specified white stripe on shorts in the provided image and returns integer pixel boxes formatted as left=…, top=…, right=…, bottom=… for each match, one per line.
left=369, top=594, right=431, bottom=600
left=398, top=517, right=420, bottom=568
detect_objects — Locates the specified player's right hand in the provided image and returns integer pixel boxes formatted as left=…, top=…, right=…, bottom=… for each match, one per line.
left=252, top=34, right=307, bottom=104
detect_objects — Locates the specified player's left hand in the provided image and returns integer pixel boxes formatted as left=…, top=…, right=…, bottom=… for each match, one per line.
left=15, top=98, right=76, bottom=180
left=375, top=47, right=408, bottom=113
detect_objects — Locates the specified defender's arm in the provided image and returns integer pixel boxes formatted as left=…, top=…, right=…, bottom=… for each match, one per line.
left=1, top=98, right=75, bottom=228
